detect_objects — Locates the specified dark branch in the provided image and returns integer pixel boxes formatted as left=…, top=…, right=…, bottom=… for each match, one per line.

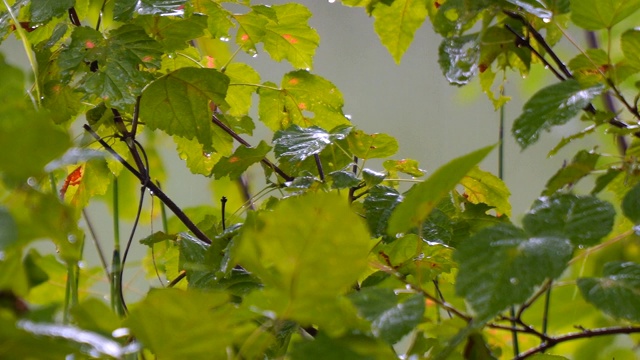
left=314, top=154, right=325, bottom=182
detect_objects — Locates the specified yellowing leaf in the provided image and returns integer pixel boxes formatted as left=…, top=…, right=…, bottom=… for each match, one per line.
left=460, top=167, right=511, bottom=217
left=347, top=130, right=399, bottom=159
left=372, top=0, right=428, bottom=63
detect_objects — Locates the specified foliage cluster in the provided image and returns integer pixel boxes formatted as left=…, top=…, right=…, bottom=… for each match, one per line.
left=2, top=0, right=640, bottom=359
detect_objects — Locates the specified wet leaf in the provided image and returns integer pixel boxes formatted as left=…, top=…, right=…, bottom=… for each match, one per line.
left=578, top=261, right=640, bottom=322
left=258, top=71, right=348, bottom=131
left=30, top=0, right=74, bottom=23
left=328, top=170, right=361, bottom=189
left=134, top=14, right=207, bottom=51
left=364, top=186, right=402, bottom=238
left=273, top=125, right=349, bottom=165
left=460, top=167, right=511, bottom=217
left=543, top=150, right=600, bottom=196
left=362, top=168, right=386, bottom=187
left=431, top=0, right=486, bottom=37
left=347, top=130, right=398, bottom=159
left=372, top=0, right=428, bottom=63
left=571, top=0, right=640, bottom=30
left=523, top=193, right=615, bottom=247
left=455, top=223, right=573, bottom=321
left=114, top=0, right=188, bottom=20
left=200, top=1, right=234, bottom=39
left=212, top=141, right=272, bottom=179
left=234, top=8, right=269, bottom=54
left=438, top=34, right=480, bottom=86
left=349, top=288, right=425, bottom=344
left=262, top=4, right=320, bottom=69
left=140, top=68, right=230, bottom=152
left=505, top=0, right=552, bottom=19
left=174, top=136, right=222, bottom=176
left=388, top=145, right=494, bottom=235
left=512, top=80, right=603, bottom=149
left=235, top=193, right=371, bottom=332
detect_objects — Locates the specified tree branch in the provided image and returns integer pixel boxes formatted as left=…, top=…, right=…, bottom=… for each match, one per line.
left=83, top=124, right=213, bottom=244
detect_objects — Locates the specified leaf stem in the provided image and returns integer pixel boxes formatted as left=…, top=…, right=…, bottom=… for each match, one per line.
left=313, top=154, right=324, bottom=181
left=82, top=209, right=110, bottom=281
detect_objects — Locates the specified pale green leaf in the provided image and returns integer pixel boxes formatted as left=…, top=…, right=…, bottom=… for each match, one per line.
left=263, top=4, right=320, bottom=69
left=212, top=141, right=272, bottom=179
left=140, top=68, right=230, bottom=152
left=622, top=182, right=640, bottom=224
left=621, top=29, right=640, bottom=70
left=372, top=0, right=428, bottom=63
left=174, top=136, right=222, bottom=176
left=460, top=167, right=511, bottom=217
left=290, top=332, right=397, bottom=360
left=258, top=71, right=348, bottom=131
left=225, top=62, right=260, bottom=116
left=571, top=0, right=640, bottom=30
left=578, top=261, right=640, bottom=322
left=512, top=80, right=602, bottom=149
left=455, top=223, right=573, bottom=321
left=347, top=130, right=399, bottom=159
left=235, top=193, right=371, bottom=332
left=388, top=145, right=494, bottom=235
left=383, top=159, right=425, bottom=177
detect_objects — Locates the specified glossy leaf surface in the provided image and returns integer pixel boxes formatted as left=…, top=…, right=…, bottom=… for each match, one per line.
left=212, top=141, right=272, bottom=179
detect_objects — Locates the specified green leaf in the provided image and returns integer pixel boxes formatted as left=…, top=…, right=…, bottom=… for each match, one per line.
left=225, top=63, right=260, bottom=116
left=460, top=167, right=511, bottom=217
left=140, top=68, right=229, bottom=152
left=431, top=0, right=485, bottom=37
left=383, top=159, right=424, bottom=177
left=235, top=192, right=372, bottom=332
left=273, top=125, right=350, bottom=164
left=578, top=261, right=640, bottom=322
left=125, top=288, right=250, bottom=358
left=0, top=206, right=19, bottom=251
left=463, top=332, right=498, bottom=360
left=388, top=145, right=494, bottom=235
left=362, top=168, right=386, bottom=187
left=621, top=29, right=640, bottom=69
left=290, top=332, right=397, bottom=360
left=455, top=223, right=573, bottom=321
left=568, top=49, right=610, bottom=88
left=622, top=182, right=640, bottom=224
left=258, top=71, right=348, bottom=131
left=347, top=130, right=399, bottom=159
left=512, top=80, right=603, bottom=149
left=591, top=168, right=622, bottom=195
left=262, top=4, right=320, bottom=69
left=234, top=8, right=269, bottom=55
left=328, top=170, right=361, bottom=189
left=372, top=0, right=428, bottom=63
left=350, top=288, right=425, bottom=344
left=30, top=0, right=74, bottom=23
left=134, top=14, right=207, bottom=51
left=505, top=0, right=552, bottom=19
left=438, top=34, right=480, bottom=86
left=364, top=186, right=403, bottom=238
left=528, top=355, right=570, bottom=360
left=571, top=0, right=640, bottom=30
left=174, top=136, right=222, bottom=176
left=523, top=193, right=615, bottom=247
left=543, top=150, right=600, bottom=196
left=70, top=298, right=120, bottom=335
left=41, top=81, right=83, bottom=124
left=200, top=1, right=234, bottom=39
left=212, top=141, right=272, bottom=179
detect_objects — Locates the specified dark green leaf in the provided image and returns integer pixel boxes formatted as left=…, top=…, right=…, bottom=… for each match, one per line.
left=431, top=0, right=485, bottom=37
left=372, top=0, right=428, bottom=63
left=364, top=186, right=402, bottom=238
left=212, top=141, right=272, bottom=179
left=350, top=288, right=425, bottom=344
left=388, top=145, right=494, bottom=235
left=571, top=0, right=640, bottom=30
left=328, top=170, right=361, bottom=189
left=140, top=68, right=229, bottom=152
left=30, top=0, right=74, bottom=23
left=621, top=29, right=640, bottom=69
left=134, top=14, right=207, bottom=51
left=455, top=223, right=573, bottom=321
left=591, top=168, right=622, bottom=195
left=543, top=150, right=600, bottom=196
left=505, top=0, right=552, bottom=19
left=273, top=125, right=349, bottom=164
left=362, top=168, right=386, bottom=187
left=578, top=261, right=640, bottom=322
left=139, top=231, right=175, bottom=246
left=622, top=182, right=640, bottom=224
left=0, top=206, right=18, bottom=251
left=347, top=130, right=398, bottom=159
left=258, top=71, right=348, bottom=131
left=438, top=34, right=480, bottom=86
left=512, top=80, right=603, bottom=149
left=463, top=332, right=498, bottom=360
left=290, top=332, right=397, bottom=360
left=41, top=81, right=82, bottom=124
left=114, top=0, right=188, bottom=20
left=523, top=193, right=615, bottom=247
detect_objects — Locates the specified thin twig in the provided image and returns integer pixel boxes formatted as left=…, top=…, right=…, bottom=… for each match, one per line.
left=314, top=154, right=325, bottom=181
left=83, top=124, right=213, bottom=244
left=82, top=209, right=110, bottom=280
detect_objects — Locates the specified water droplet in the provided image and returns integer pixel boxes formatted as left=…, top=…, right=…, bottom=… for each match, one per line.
left=68, top=234, right=77, bottom=244
left=328, top=0, right=336, bottom=3
left=345, top=114, right=352, bottom=120
left=219, top=37, right=230, bottom=42
left=578, top=244, right=585, bottom=249
left=112, top=328, right=130, bottom=338
left=252, top=53, right=258, bottom=58
left=167, top=53, right=175, bottom=59
left=203, top=152, right=212, bottom=158
left=78, top=261, right=86, bottom=268
left=510, top=277, right=519, bottom=285
left=304, top=67, right=310, bottom=71
left=27, top=177, right=38, bottom=187
left=542, top=17, right=551, bottom=23
left=0, top=251, right=5, bottom=261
